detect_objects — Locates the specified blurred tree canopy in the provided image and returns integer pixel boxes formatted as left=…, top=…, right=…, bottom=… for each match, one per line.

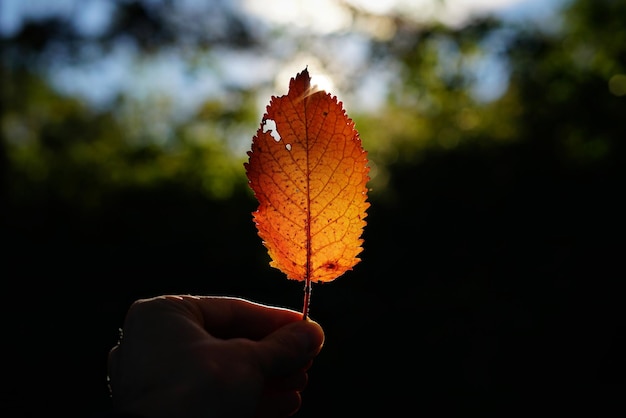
left=1, top=0, right=624, bottom=417
left=2, top=0, right=624, bottom=205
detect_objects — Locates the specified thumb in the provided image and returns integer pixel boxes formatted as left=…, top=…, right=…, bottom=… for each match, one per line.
left=256, top=320, right=325, bottom=378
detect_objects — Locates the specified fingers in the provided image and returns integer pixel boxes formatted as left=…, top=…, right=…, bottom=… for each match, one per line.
left=256, top=319, right=325, bottom=378
left=115, top=295, right=325, bottom=376
left=108, top=295, right=325, bottom=418
left=176, top=295, right=306, bottom=340
left=124, top=295, right=316, bottom=342
left=256, top=389, right=302, bottom=418
left=266, top=369, right=308, bottom=392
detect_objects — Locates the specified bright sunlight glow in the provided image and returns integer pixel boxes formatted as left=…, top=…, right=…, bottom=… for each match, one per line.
left=244, top=0, right=530, bottom=32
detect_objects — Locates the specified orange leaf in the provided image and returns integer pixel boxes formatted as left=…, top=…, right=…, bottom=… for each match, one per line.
left=245, top=68, right=370, bottom=293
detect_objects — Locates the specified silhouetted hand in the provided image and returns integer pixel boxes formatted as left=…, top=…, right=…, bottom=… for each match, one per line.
left=107, top=295, right=325, bottom=418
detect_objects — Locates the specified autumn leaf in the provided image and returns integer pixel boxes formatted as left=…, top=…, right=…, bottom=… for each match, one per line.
left=245, top=68, right=369, bottom=318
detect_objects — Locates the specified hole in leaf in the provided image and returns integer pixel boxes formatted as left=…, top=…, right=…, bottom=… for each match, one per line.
left=262, top=119, right=281, bottom=142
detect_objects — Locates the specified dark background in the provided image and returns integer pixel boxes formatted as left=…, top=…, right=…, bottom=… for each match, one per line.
left=2, top=0, right=624, bottom=416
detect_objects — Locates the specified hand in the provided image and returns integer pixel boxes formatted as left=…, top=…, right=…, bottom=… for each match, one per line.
left=107, top=295, right=325, bottom=418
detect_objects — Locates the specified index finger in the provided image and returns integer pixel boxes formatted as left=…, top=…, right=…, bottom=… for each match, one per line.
left=173, top=295, right=304, bottom=340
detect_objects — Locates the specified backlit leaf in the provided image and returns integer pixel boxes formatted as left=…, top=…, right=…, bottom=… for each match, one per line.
left=245, top=68, right=369, bottom=298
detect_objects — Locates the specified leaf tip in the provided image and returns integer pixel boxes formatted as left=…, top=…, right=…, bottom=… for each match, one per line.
left=290, top=66, right=331, bottom=101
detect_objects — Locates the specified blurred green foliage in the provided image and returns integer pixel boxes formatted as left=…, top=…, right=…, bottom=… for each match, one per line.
left=3, top=0, right=624, bottom=208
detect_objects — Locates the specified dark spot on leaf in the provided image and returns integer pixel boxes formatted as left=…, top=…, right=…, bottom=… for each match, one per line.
left=323, top=261, right=337, bottom=270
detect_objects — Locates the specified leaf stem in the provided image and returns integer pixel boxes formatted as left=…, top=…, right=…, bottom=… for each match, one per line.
left=302, top=279, right=311, bottom=320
